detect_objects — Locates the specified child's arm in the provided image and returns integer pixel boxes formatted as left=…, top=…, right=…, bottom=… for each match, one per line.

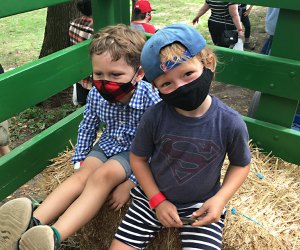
left=72, top=92, right=100, bottom=163
left=107, top=179, right=135, bottom=211
left=191, top=164, right=250, bottom=226
left=130, top=152, right=183, bottom=227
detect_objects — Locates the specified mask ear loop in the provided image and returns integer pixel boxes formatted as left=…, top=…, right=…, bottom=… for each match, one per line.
left=130, top=66, right=142, bottom=85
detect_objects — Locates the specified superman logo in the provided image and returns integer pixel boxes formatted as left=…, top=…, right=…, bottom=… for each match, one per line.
left=159, top=134, right=221, bottom=184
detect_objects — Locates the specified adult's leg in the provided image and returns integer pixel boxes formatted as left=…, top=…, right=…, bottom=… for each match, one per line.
left=0, top=120, right=10, bottom=156
left=33, top=156, right=101, bottom=225
left=208, top=20, right=221, bottom=46
left=0, top=145, right=10, bottom=155
left=260, top=35, right=273, bottom=55
left=241, top=11, right=251, bottom=41
left=208, top=20, right=230, bottom=48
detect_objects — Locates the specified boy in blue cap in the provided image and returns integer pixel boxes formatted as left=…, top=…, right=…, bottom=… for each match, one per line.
left=110, top=23, right=251, bottom=250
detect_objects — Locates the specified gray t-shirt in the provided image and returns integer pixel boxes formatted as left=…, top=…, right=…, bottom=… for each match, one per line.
left=131, top=96, right=251, bottom=207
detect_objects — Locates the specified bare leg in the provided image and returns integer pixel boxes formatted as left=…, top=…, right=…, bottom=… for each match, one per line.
left=33, top=157, right=101, bottom=224
left=110, top=239, right=136, bottom=250
left=0, top=145, right=10, bottom=156
left=52, top=159, right=126, bottom=240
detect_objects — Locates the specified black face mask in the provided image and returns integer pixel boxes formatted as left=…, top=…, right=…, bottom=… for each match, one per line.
left=159, top=68, right=214, bottom=111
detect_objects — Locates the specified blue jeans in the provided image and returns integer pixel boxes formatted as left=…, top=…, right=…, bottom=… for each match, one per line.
left=260, top=35, right=274, bottom=55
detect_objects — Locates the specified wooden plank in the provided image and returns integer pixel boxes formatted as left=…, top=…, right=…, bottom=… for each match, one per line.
left=0, top=107, right=84, bottom=201
left=92, top=0, right=130, bottom=33
left=0, top=0, right=71, bottom=18
left=213, top=46, right=300, bottom=101
left=0, top=41, right=92, bottom=122
left=1, top=44, right=299, bottom=123
left=244, top=116, right=300, bottom=165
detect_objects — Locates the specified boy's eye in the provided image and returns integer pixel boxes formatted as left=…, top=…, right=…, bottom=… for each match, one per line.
left=185, top=71, right=193, bottom=77
left=161, top=82, right=171, bottom=88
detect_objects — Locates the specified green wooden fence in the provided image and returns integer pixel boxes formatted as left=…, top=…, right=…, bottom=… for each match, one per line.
left=0, top=0, right=299, bottom=201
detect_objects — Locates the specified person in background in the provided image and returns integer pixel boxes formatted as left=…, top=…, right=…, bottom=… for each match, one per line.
left=69, top=0, right=94, bottom=106
left=192, top=0, right=244, bottom=48
left=0, top=120, right=11, bottom=156
left=239, top=4, right=255, bottom=50
left=260, top=7, right=279, bottom=55
left=131, top=0, right=156, bottom=34
left=0, top=64, right=11, bottom=156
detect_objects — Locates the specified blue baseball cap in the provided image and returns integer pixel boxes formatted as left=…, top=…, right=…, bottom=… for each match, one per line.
left=141, top=23, right=206, bottom=82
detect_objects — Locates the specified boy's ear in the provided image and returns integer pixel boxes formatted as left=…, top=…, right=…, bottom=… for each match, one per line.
left=134, top=67, right=145, bottom=83
left=205, top=54, right=216, bottom=72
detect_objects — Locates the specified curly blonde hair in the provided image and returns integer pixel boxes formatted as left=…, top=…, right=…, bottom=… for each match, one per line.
left=90, top=24, right=146, bottom=70
left=160, top=42, right=217, bottom=72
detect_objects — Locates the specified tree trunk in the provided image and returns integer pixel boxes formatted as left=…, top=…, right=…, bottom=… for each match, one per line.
left=39, top=0, right=81, bottom=107
left=39, top=1, right=80, bottom=58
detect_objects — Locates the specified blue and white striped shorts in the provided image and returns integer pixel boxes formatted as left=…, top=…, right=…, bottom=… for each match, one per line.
left=114, top=186, right=226, bottom=250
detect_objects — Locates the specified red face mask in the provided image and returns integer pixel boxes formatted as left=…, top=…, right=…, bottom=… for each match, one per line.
left=93, top=79, right=136, bottom=103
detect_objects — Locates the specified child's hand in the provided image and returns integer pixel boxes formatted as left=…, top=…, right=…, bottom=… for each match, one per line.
left=155, top=200, right=183, bottom=228
left=191, top=195, right=226, bottom=227
left=107, top=180, right=135, bottom=211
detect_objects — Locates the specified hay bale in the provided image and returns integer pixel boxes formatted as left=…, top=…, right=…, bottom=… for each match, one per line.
left=78, top=202, right=130, bottom=250
left=222, top=146, right=300, bottom=250
left=38, top=144, right=300, bottom=250
left=78, top=207, right=181, bottom=250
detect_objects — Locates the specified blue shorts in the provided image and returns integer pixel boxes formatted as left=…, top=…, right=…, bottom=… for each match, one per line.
left=87, top=144, right=131, bottom=179
left=114, top=186, right=226, bottom=249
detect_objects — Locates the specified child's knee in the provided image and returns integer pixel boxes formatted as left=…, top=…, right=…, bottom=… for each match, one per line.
left=88, top=164, right=124, bottom=187
left=73, top=163, right=99, bottom=186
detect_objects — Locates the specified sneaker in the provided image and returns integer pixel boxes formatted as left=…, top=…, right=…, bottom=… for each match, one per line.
left=244, top=42, right=256, bottom=50
left=19, top=225, right=61, bottom=250
left=0, top=198, right=32, bottom=249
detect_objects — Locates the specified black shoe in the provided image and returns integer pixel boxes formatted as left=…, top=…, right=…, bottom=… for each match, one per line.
left=244, top=42, right=255, bottom=50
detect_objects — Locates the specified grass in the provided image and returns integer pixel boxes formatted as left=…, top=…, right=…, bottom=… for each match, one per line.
left=1, top=1, right=267, bottom=149
left=150, top=0, right=212, bottom=43
left=0, top=1, right=267, bottom=70
left=0, top=8, right=47, bottom=70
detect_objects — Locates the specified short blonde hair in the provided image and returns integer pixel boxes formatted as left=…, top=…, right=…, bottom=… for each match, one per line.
left=90, top=24, right=146, bottom=69
left=160, top=42, right=217, bottom=72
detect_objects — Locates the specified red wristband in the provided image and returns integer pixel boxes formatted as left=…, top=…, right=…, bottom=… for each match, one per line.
left=149, top=192, right=166, bottom=209
left=238, top=28, right=243, bottom=32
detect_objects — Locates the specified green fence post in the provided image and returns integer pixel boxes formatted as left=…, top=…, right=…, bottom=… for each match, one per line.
left=92, top=0, right=130, bottom=33
left=256, top=9, right=300, bottom=127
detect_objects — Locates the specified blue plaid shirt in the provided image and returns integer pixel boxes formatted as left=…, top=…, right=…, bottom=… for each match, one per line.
left=72, top=80, right=161, bottom=184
